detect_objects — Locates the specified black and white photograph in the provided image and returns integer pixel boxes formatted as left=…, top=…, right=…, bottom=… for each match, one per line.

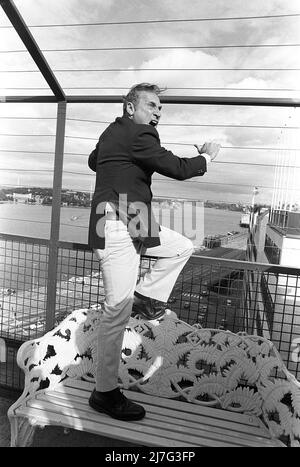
left=0, top=0, right=300, bottom=451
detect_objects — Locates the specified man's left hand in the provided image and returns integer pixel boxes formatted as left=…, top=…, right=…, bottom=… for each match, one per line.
left=194, top=142, right=221, bottom=161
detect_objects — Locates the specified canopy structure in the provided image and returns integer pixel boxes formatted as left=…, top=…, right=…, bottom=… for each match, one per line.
left=1, top=0, right=300, bottom=106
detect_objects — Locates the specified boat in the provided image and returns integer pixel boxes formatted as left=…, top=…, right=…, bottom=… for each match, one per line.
left=240, top=213, right=250, bottom=227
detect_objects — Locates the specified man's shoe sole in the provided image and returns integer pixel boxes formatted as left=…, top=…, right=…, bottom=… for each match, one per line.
left=88, top=398, right=146, bottom=421
left=132, top=312, right=166, bottom=320
left=131, top=307, right=166, bottom=320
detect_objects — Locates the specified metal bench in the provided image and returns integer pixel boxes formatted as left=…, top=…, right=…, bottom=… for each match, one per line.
left=7, top=306, right=300, bottom=447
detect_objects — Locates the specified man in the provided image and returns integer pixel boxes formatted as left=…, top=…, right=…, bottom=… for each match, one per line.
left=87, top=83, right=220, bottom=421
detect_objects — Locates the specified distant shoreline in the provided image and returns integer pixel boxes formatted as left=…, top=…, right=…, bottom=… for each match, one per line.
left=0, top=199, right=248, bottom=213
left=0, top=187, right=267, bottom=212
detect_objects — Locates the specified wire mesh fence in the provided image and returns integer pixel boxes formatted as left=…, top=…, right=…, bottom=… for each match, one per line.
left=1, top=233, right=300, bottom=390
left=0, top=234, right=48, bottom=342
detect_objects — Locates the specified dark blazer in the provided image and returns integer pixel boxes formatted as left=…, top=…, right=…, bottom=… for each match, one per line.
left=88, top=115, right=207, bottom=249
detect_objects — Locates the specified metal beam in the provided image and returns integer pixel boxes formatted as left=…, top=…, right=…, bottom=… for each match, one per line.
left=1, top=95, right=123, bottom=104
left=66, top=95, right=300, bottom=107
left=158, top=95, right=300, bottom=107
left=2, top=94, right=300, bottom=107
left=1, top=95, right=58, bottom=103
left=45, top=101, right=67, bottom=331
left=0, top=0, right=65, bottom=101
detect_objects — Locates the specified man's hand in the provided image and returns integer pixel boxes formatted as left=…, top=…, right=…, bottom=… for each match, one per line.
left=194, top=142, right=221, bottom=161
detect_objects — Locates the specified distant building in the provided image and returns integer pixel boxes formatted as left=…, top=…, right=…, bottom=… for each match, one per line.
left=243, top=143, right=300, bottom=379
left=12, top=192, right=33, bottom=203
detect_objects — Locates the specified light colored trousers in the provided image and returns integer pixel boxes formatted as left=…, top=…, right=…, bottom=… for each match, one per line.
left=94, top=219, right=194, bottom=391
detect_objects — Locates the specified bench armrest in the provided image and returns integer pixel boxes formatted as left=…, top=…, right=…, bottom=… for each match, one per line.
left=255, top=342, right=300, bottom=447
left=16, top=306, right=101, bottom=401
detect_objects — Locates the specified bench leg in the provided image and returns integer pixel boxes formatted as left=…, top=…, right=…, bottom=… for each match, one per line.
left=9, top=415, right=37, bottom=447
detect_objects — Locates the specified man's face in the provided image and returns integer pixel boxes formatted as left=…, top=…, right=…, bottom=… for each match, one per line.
left=129, top=91, right=162, bottom=127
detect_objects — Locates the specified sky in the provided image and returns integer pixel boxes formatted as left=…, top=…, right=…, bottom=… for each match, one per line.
left=0, top=0, right=300, bottom=205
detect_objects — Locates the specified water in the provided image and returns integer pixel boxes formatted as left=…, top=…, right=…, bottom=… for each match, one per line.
left=0, top=202, right=242, bottom=244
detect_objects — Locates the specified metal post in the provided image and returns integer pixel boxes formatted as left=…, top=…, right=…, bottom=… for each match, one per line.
left=45, top=101, right=66, bottom=331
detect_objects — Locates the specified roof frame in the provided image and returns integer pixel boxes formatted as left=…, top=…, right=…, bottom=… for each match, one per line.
left=1, top=0, right=300, bottom=107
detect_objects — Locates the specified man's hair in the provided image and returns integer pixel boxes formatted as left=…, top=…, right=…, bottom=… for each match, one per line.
left=123, top=83, right=163, bottom=115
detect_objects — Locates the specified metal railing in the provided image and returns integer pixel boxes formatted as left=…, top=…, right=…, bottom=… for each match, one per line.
left=269, top=209, right=300, bottom=235
left=1, top=232, right=300, bottom=390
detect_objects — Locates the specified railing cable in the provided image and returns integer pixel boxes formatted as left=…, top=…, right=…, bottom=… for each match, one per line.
left=1, top=43, right=300, bottom=53
left=1, top=12, right=300, bottom=28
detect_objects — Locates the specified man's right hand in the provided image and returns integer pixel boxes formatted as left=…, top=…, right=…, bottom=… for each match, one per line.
left=195, top=142, right=221, bottom=161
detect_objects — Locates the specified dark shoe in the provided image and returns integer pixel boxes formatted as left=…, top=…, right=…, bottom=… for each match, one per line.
left=132, top=292, right=167, bottom=320
left=89, top=388, right=145, bottom=421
